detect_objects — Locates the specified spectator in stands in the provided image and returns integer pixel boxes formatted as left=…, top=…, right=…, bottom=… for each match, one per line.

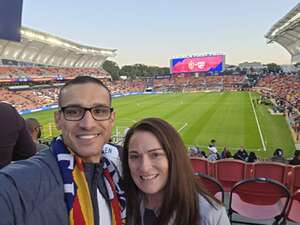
left=246, top=151, right=258, bottom=163
left=188, top=146, right=206, bottom=158
left=269, top=148, right=287, bottom=164
left=207, top=144, right=219, bottom=161
left=25, top=118, right=48, bottom=152
left=220, top=146, right=230, bottom=159
left=289, top=150, right=300, bottom=165
left=0, top=102, right=36, bottom=168
left=0, top=76, right=125, bottom=225
left=233, top=146, right=248, bottom=161
left=224, top=150, right=232, bottom=159
left=122, top=117, right=230, bottom=225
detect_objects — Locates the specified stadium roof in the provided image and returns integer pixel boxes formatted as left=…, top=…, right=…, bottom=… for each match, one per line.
left=0, top=26, right=117, bottom=68
left=265, top=3, right=300, bottom=64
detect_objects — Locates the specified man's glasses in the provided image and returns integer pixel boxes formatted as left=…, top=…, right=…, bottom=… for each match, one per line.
left=60, top=105, right=113, bottom=121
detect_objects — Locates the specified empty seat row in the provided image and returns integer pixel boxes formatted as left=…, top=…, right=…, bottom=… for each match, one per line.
left=190, top=157, right=300, bottom=193
left=195, top=173, right=300, bottom=224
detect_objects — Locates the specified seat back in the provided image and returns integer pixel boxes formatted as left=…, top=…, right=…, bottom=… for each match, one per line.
left=229, top=177, right=290, bottom=223
left=252, top=162, right=287, bottom=184
left=214, top=159, right=246, bottom=192
left=190, top=157, right=211, bottom=175
left=290, top=166, right=300, bottom=193
left=194, top=172, right=224, bottom=202
left=286, top=190, right=300, bottom=223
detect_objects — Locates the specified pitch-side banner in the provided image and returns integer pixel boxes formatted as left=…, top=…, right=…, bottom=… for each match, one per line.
left=0, top=0, right=23, bottom=42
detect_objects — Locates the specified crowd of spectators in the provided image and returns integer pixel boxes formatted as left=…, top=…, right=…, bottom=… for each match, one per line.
left=0, top=74, right=248, bottom=111
left=256, top=73, right=300, bottom=142
left=0, top=87, right=59, bottom=111
left=188, top=143, right=300, bottom=165
left=153, top=75, right=246, bottom=92
left=256, top=73, right=300, bottom=110
left=0, top=66, right=109, bottom=80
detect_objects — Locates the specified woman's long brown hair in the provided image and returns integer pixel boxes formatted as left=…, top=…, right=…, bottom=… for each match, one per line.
left=122, top=117, right=220, bottom=225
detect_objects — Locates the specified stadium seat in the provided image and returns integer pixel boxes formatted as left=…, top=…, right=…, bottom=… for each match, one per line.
left=190, top=157, right=212, bottom=175
left=251, top=162, right=288, bottom=184
left=228, top=177, right=290, bottom=225
left=214, top=159, right=246, bottom=192
left=283, top=189, right=300, bottom=224
left=286, top=165, right=300, bottom=193
left=194, top=172, right=224, bottom=203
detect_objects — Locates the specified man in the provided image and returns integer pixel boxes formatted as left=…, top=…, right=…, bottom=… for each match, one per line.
left=0, top=102, right=36, bottom=168
left=289, top=150, right=300, bottom=165
left=207, top=144, right=219, bottom=161
left=0, top=76, right=126, bottom=225
left=269, top=148, right=287, bottom=164
left=25, top=118, right=48, bottom=152
left=233, top=146, right=248, bottom=161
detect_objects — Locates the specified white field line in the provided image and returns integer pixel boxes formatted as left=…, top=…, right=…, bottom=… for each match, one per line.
left=177, top=122, right=188, bottom=133
left=249, top=93, right=266, bottom=152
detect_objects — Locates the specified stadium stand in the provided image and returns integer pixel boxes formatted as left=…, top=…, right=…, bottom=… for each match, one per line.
left=265, top=3, right=300, bottom=64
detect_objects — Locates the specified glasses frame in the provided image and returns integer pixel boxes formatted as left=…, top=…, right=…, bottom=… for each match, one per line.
left=60, top=105, right=114, bottom=121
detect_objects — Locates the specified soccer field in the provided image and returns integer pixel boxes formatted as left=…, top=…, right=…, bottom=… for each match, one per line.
left=23, top=91, right=295, bottom=158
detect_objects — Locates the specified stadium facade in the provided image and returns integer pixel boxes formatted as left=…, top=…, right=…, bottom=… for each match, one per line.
left=265, top=3, right=300, bottom=64
left=0, top=26, right=117, bottom=68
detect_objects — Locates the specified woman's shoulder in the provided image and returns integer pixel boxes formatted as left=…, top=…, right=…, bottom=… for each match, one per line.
left=197, top=194, right=230, bottom=225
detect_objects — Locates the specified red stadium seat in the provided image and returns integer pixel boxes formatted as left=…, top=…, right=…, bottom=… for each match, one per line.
left=284, top=190, right=300, bottom=224
left=214, top=159, right=246, bottom=192
left=194, top=172, right=224, bottom=203
left=190, top=157, right=212, bottom=175
left=228, top=177, right=290, bottom=225
left=251, top=162, right=288, bottom=184
left=287, top=165, right=300, bottom=193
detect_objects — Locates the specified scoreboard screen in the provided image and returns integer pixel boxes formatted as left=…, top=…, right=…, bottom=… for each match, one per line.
left=170, top=55, right=224, bottom=74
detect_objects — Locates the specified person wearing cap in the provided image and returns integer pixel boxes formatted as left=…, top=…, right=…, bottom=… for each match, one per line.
left=269, top=148, right=287, bottom=164
left=25, top=118, right=48, bottom=152
left=0, top=102, right=36, bottom=168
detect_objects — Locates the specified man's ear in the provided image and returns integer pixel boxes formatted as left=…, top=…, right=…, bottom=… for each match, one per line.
left=110, top=111, right=116, bottom=126
left=54, top=111, right=62, bottom=130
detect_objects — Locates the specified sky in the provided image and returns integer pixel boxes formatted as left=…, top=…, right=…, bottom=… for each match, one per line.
left=22, top=0, right=299, bottom=67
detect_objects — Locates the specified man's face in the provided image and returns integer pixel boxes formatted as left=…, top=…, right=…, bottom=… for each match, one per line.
left=54, top=83, right=115, bottom=163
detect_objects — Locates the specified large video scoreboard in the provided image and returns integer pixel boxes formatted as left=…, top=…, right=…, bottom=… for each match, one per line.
left=170, top=55, right=225, bottom=74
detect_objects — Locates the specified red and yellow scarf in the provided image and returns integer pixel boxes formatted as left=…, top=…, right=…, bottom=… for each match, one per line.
left=52, top=136, right=126, bottom=225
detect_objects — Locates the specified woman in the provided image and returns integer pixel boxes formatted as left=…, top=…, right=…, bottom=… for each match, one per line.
left=122, top=118, right=230, bottom=225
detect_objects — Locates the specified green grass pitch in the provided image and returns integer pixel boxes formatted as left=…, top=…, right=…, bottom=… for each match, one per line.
left=23, top=91, right=295, bottom=159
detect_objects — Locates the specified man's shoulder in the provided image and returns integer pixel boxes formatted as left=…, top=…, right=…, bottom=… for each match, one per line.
left=0, top=149, right=62, bottom=188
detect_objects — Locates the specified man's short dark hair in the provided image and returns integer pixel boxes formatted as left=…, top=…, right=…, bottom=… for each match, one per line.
left=25, top=118, right=41, bottom=134
left=58, top=76, right=112, bottom=107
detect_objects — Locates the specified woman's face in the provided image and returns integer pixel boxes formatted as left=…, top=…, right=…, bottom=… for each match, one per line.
left=128, top=131, right=169, bottom=200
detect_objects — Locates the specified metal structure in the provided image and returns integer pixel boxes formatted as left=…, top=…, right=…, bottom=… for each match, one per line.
left=265, top=3, right=300, bottom=64
left=0, top=26, right=117, bottom=68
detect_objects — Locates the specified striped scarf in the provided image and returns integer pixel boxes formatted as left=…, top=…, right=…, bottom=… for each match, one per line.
left=51, top=136, right=126, bottom=225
